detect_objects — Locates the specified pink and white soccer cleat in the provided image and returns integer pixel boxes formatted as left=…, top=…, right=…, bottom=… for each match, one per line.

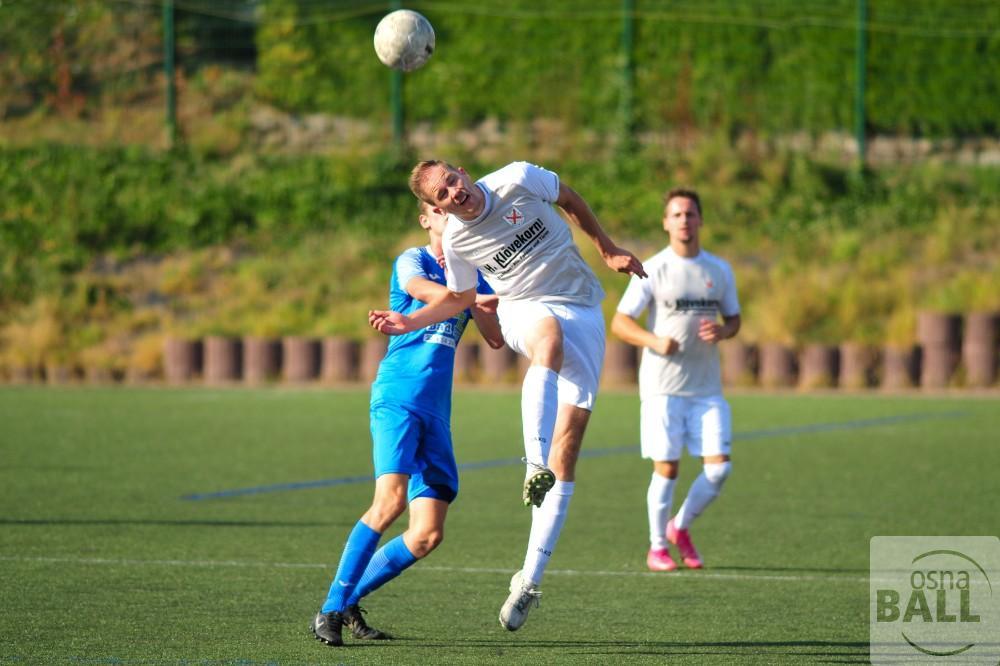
left=646, top=547, right=678, bottom=572
left=666, top=518, right=703, bottom=569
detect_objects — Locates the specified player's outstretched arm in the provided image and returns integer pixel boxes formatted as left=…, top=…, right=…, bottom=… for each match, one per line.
left=404, top=275, right=504, bottom=348
left=556, top=183, right=647, bottom=279
left=369, top=309, right=410, bottom=335
left=369, top=287, right=476, bottom=336
left=404, top=275, right=452, bottom=304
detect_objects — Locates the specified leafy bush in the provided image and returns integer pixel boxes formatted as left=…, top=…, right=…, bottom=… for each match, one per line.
left=255, top=0, right=999, bottom=137
left=1, top=141, right=997, bottom=357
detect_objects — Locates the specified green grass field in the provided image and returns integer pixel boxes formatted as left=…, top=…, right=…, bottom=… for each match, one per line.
left=2, top=386, right=998, bottom=664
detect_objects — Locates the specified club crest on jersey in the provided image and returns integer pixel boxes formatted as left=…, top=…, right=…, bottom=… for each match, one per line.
left=502, top=206, right=525, bottom=227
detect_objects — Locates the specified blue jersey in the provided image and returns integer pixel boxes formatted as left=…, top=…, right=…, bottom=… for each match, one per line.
left=370, top=246, right=493, bottom=420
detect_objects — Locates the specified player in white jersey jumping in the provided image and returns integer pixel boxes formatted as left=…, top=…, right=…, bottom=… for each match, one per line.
left=369, top=160, right=646, bottom=630
left=611, top=188, right=741, bottom=572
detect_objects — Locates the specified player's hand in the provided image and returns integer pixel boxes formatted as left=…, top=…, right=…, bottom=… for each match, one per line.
left=698, top=318, right=723, bottom=344
left=436, top=254, right=447, bottom=270
left=474, top=293, right=499, bottom=314
left=653, top=336, right=679, bottom=356
left=604, top=246, right=647, bottom=278
left=369, top=310, right=413, bottom=335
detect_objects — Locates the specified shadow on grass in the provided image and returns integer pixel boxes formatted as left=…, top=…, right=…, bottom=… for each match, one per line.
left=709, top=564, right=870, bottom=575
left=0, top=518, right=341, bottom=528
left=377, top=637, right=870, bottom=660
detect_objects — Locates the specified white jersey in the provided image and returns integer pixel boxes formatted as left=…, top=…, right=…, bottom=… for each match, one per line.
left=442, top=162, right=604, bottom=307
left=617, top=247, right=740, bottom=398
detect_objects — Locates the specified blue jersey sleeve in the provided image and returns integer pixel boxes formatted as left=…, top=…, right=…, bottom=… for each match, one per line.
left=394, top=248, right=428, bottom=294
left=476, top=271, right=494, bottom=296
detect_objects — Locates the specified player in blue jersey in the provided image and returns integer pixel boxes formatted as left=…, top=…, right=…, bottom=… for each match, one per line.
left=311, top=201, right=504, bottom=648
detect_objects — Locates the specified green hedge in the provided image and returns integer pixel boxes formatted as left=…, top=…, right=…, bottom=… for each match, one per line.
left=1, top=142, right=998, bottom=352
left=255, top=0, right=999, bottom=137
left=0, top=145, right=416, bottom=307
left=4, top=142, right=998, bottom=317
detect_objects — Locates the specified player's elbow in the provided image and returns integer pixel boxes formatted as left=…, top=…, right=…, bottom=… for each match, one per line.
left=610, top=313, right=632, bottom=340
left=454, top=288, right=476, bottom=310
left=725, top=314, right=742, bottom=338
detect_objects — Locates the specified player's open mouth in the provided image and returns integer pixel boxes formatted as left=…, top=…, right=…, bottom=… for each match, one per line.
left=456, top=191, right=469, bottom=206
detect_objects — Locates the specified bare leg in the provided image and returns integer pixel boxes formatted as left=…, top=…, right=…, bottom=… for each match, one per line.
left=402, top=497, right=449, bottom=558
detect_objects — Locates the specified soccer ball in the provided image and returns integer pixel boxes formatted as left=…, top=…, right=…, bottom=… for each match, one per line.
left=373, top=9, right=435, bottom=72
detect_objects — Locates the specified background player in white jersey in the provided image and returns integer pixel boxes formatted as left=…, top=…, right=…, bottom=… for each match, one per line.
left=370, top=160, right=646, bottom=631
left=611, top=188, right=741, bottom=572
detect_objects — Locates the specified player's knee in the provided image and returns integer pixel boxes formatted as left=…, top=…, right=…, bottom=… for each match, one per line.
left=425, top=528, right=444, bottom=552
left=368, top=493, right=407, bottom=529
left=409, top=526, right=444, bottom=558
left=655, top=461, right=679, bottom=479
left=703, top=461, right=731, bottom=486
left=531, top=345, right=563, bottom=371
left=528, top=319, right=564, bottom=369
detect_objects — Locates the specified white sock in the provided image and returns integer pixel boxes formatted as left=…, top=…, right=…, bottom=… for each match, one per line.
left=521, top=480, right=574, bottom=586
left=674, top=462, right=731, bottom=530
left=647, top=472, right=676, bottom=549
left=521, top=365, right=559, bottom=469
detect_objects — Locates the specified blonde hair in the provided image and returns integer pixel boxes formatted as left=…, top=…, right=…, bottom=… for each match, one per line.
left=408, top=159, right=455, bottom=203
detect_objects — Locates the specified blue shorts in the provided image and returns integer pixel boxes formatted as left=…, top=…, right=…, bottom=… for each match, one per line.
left=370, top=402, right=459, bottom=503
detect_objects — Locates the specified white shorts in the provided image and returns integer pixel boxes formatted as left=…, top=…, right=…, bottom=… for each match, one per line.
left=497, top=300, right=605, bottom=410
left=640, top=394, right=732, bottom=461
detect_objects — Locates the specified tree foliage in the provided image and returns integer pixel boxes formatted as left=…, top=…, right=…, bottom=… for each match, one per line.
left=254, top=0, right=999, bottom=136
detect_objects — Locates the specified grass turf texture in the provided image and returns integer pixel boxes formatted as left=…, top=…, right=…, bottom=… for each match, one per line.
left=1, top=386, right=998, bottom=664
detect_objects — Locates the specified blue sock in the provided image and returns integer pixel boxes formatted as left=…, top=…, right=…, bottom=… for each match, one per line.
left=346, top=535, right=418, bottom=606
left=321, top=521, right=381, bottom=613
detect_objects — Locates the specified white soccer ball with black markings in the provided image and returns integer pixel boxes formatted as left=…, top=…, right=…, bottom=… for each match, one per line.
left=373, top=9, right=435, bottom=72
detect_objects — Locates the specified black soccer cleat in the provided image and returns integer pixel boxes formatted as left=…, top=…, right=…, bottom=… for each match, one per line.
left=343, top=604, right=391, bottom=640
left=311, top=610, right=345, bottom=647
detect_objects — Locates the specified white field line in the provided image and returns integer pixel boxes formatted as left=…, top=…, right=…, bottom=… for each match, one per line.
left=0, top=554, right=870, bottom=584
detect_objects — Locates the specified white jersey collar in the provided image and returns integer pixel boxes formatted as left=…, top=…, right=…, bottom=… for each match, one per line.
left=667, top=245, right=702, bottom=261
